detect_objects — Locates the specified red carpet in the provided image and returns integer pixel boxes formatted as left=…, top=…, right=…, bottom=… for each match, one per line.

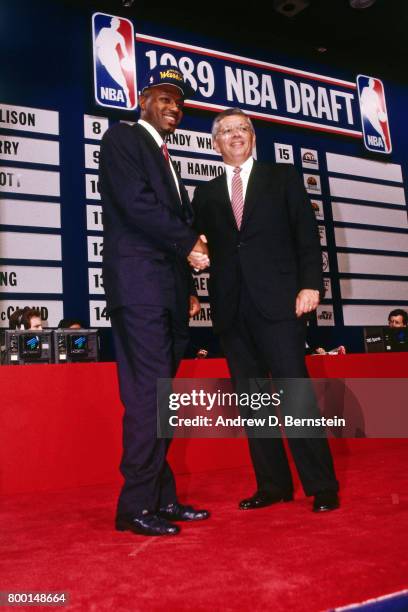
left=1, top=441, right=407, bottom=612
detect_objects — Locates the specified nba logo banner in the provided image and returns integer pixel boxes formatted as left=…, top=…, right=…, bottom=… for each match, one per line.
left=92, top=13, right=137, bottom=110
left=357, top=75, right=392, bottom=154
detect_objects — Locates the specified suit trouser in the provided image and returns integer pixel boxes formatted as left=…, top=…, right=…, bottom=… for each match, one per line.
left=220, top=284, right=339, bottom=497
left=110, top=303, right=188, bottom=516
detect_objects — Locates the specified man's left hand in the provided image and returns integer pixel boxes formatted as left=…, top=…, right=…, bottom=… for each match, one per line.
left=189, top=295, right=201, bottom=317
left=295, top=289, right=320, bottom=317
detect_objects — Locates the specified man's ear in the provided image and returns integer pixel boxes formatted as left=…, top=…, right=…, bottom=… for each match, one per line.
left=139, top=93, right=146, bottom=112
left=213, top=138, right=220, bottom=154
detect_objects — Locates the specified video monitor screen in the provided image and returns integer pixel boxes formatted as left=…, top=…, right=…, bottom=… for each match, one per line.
left=68, top=334, right=88, bottom=355
left=386, top=327, right=408, bottom=352
left=19, top=334, right=41, bottom=356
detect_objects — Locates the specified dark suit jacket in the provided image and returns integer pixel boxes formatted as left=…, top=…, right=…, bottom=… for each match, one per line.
left=99, top=122, right=198, bottom=316
left=192, top=161, right=324, bottom=333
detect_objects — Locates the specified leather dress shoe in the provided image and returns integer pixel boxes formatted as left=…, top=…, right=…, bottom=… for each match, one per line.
left=115, top=512, right=180, bottom=535
left=313, top=491, right=340, bottom=512
left=158, top=502, right=210, bottom=521
left=239, top=490, right=293, bottom=510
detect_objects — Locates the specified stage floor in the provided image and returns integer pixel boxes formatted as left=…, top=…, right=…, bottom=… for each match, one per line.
left=1, top=353, right=407, bottom=496
left=1, top=441, right=407, bottom=612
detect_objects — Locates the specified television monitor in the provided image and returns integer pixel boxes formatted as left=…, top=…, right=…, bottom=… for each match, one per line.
left=53, top=329, right=99, bottom=363
left=0, top=329, right=53, bottom=365
left=364, top=326, right=408, bottom=353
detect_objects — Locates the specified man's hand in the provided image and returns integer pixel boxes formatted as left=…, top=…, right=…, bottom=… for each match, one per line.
left=189, top=295, right=201, bottom=317
left=295, top=289, right=320, bottom=317
left=188, top=234, right=210, bottom=271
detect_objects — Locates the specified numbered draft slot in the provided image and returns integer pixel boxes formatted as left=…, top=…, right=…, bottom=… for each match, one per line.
left=89, top=300, right=110, bottom=327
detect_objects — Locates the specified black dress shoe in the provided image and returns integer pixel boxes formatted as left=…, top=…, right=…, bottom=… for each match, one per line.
left=239, top=490, right=293, bottom=510
left=313, top=491, right=340, bottom=512
left=158, top=502, right=210, bottom=521
left=115, top=513, right=180, bottom=535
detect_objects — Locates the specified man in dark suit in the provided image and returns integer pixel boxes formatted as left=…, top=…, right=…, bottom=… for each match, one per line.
left=192, top=108, right=339, bottom=513
left=99, top=66, right=210, bottom=536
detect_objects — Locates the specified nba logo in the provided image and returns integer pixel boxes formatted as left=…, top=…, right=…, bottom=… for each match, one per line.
left=92, top=13, right=137, bottom=111
left=357, top=75, right=392, bottom=154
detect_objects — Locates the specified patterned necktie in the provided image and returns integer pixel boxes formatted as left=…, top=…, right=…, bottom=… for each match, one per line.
left=231, top=166, right=244, bottom=229
left=161, top=142, right=170, bottom=162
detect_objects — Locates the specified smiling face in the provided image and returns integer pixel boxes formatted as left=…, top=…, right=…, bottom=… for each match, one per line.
left=213, top=114, right=255, bottom=166
left=139, top=84, right=184, bottom=137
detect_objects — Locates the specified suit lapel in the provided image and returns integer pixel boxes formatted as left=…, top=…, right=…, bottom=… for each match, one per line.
left=172, top=161, right=194, bottom=225
left=134, top=124, right=183, bottom=216
left=162, top=156, right=183, bottom=212
left=241, top=161, right=262, bottom=230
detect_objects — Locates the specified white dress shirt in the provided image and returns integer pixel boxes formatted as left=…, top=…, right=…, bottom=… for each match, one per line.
left=138, top=119, right=181, bottom=200
left=224, top=156, right=254, bottom=202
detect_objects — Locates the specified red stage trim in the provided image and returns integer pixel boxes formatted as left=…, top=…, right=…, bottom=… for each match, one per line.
left=1, top=354, right=407, bottom=495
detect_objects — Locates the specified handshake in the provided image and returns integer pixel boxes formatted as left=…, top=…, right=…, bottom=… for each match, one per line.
left=187, top=235, right=210, bottom=271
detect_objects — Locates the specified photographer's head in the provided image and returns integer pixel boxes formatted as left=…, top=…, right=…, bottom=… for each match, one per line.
left=388, top=309, right=408, bottom=328
left=9, top=307, right=42, bottom=330
left=58, top=318, right=83, bottom=330
left=23, top=308, right=42, bottom=330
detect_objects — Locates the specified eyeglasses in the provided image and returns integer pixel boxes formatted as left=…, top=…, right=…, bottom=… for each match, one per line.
left=217, top=124, right=252, bottom=138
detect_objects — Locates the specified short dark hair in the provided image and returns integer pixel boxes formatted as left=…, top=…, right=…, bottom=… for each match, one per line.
left=58, top=318, right=84, bottom=329
left=22, top=308, right=41, bottom=329
left=388, top=309, right=408, bottom=325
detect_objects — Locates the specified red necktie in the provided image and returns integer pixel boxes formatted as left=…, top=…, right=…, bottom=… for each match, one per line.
left=231, top=166, right=244, bottom=229
left=161, top=142, right=170, bottom=162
